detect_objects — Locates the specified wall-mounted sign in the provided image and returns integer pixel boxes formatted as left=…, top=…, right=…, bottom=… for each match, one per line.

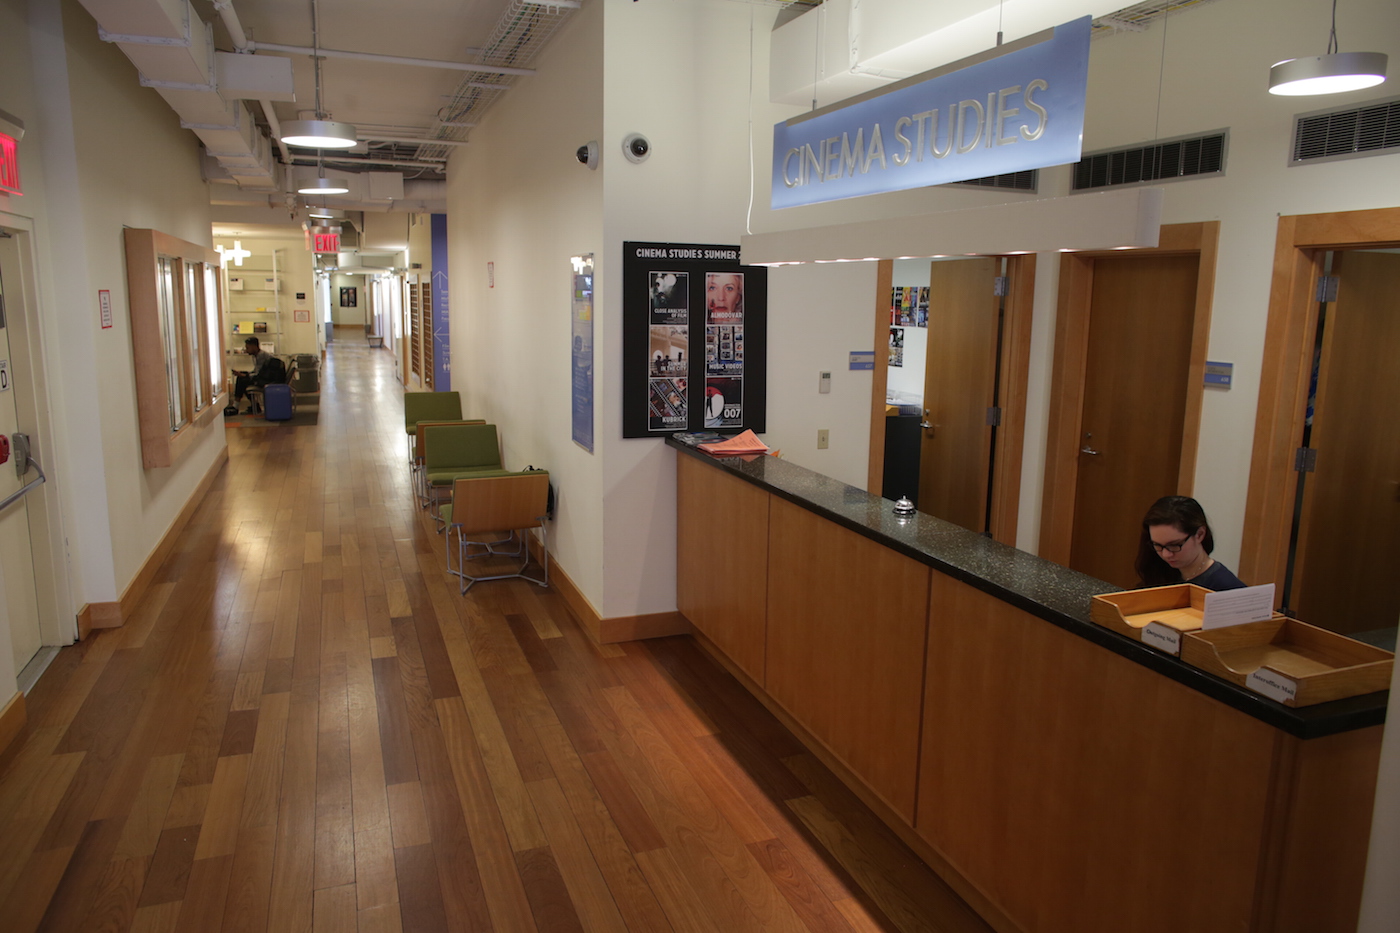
left=771, top=17, right=1090, bottom=209
left=1205, top=360, right=1233, bottom=387
left=849, top=351, right=874, bottom=371
left=571, top=254, right=594, bottom=453
left=623, top=242, right=767, bottom=438
left=99, top=289, right=113, bottom=329
left=0, top=133, right=20, bottom=196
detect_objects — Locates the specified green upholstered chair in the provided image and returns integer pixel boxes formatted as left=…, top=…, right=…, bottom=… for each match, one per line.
left=403, top=391, right=462, bottom=466
left=421, top=423, right=504, bottom=520
left=412, top=419, right=484, bottom=506
left=438, top=469, right=550, bottom=594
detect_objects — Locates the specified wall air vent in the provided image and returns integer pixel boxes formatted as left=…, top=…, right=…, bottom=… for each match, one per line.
left=947, top=170, right=1038, bottom=192
left=1072, top=131, right=1226, bottom=191
left=1291, top=97, right=1400, bottom=165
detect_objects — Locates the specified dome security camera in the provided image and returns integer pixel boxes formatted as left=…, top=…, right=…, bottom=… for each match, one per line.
left=576, top=141, right=599, bottom=170
left=622, top=133, right=651, bottom=164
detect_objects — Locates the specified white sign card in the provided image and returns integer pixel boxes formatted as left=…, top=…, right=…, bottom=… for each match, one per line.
left=1247, top=668, right=1298, bottom=704
left=1140, top=622, right=1182, bottom=656
left=1201, top=583, right=1276, bottom=630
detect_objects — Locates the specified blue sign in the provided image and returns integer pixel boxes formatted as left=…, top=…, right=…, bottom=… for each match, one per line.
left=849, top=351, right=875, bottom=371
left=571, top=255, right=595, bottom=453
left=772, top=17, right=1090, bottom=209
left=1204, top=361, right=1233, bottom=387
left=430, top=214, right=451, bottom=390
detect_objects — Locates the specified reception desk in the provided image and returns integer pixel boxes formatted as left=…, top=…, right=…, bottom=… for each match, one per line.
left=670, top=439, right=1387, bottom=933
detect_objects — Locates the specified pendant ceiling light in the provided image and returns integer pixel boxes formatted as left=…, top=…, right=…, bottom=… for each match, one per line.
left=299, top=175, right=350, bottom=195
left=280, top=0, right=358, bottom=148
left=1269, top=0, right=1387, bottom=96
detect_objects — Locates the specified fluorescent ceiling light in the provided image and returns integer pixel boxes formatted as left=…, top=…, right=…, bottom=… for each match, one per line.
left=281, top=119, right=358, bottom=148
left=1268, top=51, right=1387, bottom=95
left=299, top=176, right=350, bottom=195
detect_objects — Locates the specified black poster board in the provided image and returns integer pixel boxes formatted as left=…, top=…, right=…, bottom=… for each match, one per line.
left=622, top=241, right=767, bottom=438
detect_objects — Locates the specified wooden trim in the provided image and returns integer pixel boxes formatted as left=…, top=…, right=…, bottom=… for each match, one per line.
left=1239, top=206, right=1400, bottom=589
left=531, top=537, right=693, bottom=645
left=1038, top=221, right=1219, bottom=564
left=867, top=259, right=894, bottom=494
left=0, top=691, right=26, bottom=759
left=989, top=253, right=1036, bottom=545
left=689, top=629, right=1024, bottom=933
left=110, top=446, right=230, bottom=627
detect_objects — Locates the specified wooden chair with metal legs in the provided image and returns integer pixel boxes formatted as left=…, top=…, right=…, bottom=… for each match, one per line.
left=404, top=391, right=462, bottom=471
left=412, top=419, right=484, bottom=506
left=438, top=470, right=550, bottom=594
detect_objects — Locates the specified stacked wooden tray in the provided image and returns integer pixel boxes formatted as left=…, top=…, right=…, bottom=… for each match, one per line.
left=1091, top=585, right=1393, bottom=707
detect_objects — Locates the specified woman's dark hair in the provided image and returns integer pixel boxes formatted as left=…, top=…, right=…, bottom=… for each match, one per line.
left=1135, top=495, right=1215, bottom=587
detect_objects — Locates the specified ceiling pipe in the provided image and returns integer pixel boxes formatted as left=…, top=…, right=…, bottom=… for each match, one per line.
left=244, top=40, right=536, bottom=78
left=211, top=2, right=294, bottom=166
left=291, top=156, right=446, bottom=170
left=362, top=135, right=469, bottom=147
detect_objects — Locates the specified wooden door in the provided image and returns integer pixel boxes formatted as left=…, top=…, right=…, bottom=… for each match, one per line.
left=1069, top=255, right=1199, bottom=587
left=1291, top=250, right=1400, bottom=635
left=918, top=258, right=1000, bottom=532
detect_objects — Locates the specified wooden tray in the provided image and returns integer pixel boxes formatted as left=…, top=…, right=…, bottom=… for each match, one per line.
left=1180, top=618, right=1394, bottom=707
left=1090, top=584, right=1214, bottom=654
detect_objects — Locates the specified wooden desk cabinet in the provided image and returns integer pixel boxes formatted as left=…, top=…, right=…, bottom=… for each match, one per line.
left=673, top=445, right=1383, bottom=933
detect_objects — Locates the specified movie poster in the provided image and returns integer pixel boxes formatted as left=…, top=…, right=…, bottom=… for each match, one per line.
left=889, top=326, right=905, bottom=367
left=623, top=242, right=767, bottom=438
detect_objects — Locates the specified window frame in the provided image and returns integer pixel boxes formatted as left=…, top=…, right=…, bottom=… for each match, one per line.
left=124, top=228, right=226, bottom=468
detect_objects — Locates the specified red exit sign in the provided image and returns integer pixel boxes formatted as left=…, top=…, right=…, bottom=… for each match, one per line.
left=0, top=133, right=20, bottom=196
left=314, top=232, right=340, bottom=253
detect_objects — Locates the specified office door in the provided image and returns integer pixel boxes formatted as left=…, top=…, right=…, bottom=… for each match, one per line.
left=1068, top=254, right=1199, bottom=587
left=1290, top=250, right=1400, bottom=635
left=0, top=243, right=44, bottom=676
left=918, top=258, right=1001, bottom=533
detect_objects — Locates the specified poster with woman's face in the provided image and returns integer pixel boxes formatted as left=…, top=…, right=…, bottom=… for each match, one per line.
left=705, top=272, right=743, bottom=324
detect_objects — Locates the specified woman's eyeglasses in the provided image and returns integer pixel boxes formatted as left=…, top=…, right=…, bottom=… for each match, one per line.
left=1151, top=536, right=1191, bottom=554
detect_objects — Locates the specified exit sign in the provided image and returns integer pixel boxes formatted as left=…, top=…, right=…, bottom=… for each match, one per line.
left=314, top=232, right=340, bottom=253
left=0, top=133, right=20, bottom=196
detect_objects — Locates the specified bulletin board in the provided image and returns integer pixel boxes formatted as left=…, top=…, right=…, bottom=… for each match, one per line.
left=622, top=241, right=767, bottom=438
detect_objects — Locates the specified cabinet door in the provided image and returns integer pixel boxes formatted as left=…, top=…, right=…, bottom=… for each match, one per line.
left=676, top=455, right=769, bottom=684
left=765, top=498, right=930, bottom=821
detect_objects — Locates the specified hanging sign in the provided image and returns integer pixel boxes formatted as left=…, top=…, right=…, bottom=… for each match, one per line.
left=0, top=132, right=20, bottom=196
left=772, top=16, right=1090, bottom=209
left=314, top=231, right=340, bottom=253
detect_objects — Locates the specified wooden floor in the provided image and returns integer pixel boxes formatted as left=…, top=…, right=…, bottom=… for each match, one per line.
left=0, top=341, right=992, bottom=933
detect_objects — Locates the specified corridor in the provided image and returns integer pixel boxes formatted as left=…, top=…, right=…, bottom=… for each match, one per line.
left=0, top=340, right=989, bottom=933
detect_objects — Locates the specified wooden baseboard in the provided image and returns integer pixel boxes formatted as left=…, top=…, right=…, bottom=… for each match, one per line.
left=74, top=446, right=229, bottom=637
left=689, top=628, right=1025, bottom=933
left=0, top=691, right=26, bottom=759
left=530, top=537, right=693, bottom=645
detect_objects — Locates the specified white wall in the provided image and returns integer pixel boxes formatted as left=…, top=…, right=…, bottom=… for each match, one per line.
left=598, top=0, right=780, bottom=617
left=216, top=236, right=319, bottom=356
left=445, top=0, right=605, bottom=611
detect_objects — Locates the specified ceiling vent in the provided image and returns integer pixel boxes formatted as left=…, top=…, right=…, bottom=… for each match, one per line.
left=1072, top=131, right=1226, bottom=191
left=947, top=170, right=1039, bottom=193
left=1291, top=97, right=1400, bottom=165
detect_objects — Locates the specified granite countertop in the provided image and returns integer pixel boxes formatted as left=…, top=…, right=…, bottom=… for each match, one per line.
left=668, top=438, right=1389, bottom=739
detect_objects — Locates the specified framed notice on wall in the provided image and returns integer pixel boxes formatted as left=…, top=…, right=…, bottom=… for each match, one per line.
left=622, top=241, right=767, bottom=438
left=339, top=286, right=357, bottom=308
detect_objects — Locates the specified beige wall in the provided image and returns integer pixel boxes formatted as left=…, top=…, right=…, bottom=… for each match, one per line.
left=216, top=236, right=320, bottom=356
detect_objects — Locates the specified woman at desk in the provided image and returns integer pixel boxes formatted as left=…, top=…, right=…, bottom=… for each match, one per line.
left=1135, top=495, right=1247, bottom=591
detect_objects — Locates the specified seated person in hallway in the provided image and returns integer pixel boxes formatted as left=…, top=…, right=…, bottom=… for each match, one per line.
left=231, top=336, right=278, bottom=412
left=1136, top=495, right=1246, bottom=591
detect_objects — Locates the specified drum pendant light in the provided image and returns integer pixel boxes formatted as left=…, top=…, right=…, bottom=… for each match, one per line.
left=1269, top=0, right=1387, bottom=96
left=280, top=0, right=358, bottom=148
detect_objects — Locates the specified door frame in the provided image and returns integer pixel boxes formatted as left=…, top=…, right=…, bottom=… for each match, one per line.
left=867, top=253, right=1036, bottom=546
left=1038, top=221, right=1219, bottom=565
left=1239, top=206, right=1400, bottom=591
left=0, top=211, right=75, bottom=653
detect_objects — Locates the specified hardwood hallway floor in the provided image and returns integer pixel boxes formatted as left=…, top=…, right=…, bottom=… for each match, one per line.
left=0, top=341, right=993, bottom=933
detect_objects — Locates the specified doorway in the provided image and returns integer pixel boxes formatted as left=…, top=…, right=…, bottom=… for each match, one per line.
left=1243, top=208, right=1400, bottom=644
left=870, top=254, right=1034, bottom=544
left=0, top=221, right=67, bottom=687
left=1040, top=223, right=1218, bottom=587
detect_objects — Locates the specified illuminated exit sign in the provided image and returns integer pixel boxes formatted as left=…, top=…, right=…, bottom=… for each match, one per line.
left=314, top=232, right=340, bottom=253
left=0, top=133, right=20, bottom=196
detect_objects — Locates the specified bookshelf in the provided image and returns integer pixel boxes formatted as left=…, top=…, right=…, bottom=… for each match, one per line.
left=224, top=248, right=285, bottom=360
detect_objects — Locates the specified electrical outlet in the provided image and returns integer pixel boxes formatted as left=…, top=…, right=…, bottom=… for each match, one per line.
left=817, top=428, right=829, bottom=449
